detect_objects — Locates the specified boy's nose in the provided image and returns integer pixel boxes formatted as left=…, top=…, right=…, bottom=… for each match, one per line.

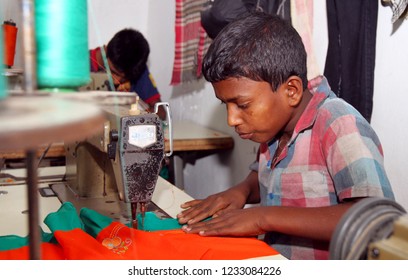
left=227, top=107, right=241, bottom=127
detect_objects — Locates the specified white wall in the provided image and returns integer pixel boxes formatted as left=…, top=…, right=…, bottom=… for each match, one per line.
left=87, top=0, right=148, bottom=48
left=371, top=6, right=408, bottom=208
left=2, top=0, right=407, bottom=209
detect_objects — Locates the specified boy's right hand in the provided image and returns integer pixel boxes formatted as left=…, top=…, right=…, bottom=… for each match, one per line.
left=176, top=189, right=247, bottom=225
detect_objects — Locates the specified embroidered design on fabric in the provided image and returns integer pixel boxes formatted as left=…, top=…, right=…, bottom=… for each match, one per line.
left=101, top=224, right=132, bottom=255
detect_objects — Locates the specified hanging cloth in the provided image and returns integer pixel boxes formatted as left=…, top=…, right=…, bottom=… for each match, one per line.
left=171, top=0, right=212, bottom=85
left=290, top=0, right=321, bottom=81
left=324, top=0, right=378, bottom=122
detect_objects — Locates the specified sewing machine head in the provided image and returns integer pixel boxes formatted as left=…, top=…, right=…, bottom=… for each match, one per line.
left=63, top=91, right=172, bottom=228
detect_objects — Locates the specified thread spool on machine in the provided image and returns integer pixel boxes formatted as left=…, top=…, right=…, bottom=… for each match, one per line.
left=2, top=19, right=18, bottom=68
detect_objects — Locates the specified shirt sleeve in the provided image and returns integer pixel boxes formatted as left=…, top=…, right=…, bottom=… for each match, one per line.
left=130, top=67, right=161, bottom=104
left=321, top=105, right=395, bottom=201
left=89, top=47, right=102, bottom=72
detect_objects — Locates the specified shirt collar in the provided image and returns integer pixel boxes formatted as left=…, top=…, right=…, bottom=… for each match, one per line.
left=292, top=75, right=333, bottom=137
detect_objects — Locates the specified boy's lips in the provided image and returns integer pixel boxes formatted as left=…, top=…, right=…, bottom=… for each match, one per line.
left=238, top=132, right=253, bottom=139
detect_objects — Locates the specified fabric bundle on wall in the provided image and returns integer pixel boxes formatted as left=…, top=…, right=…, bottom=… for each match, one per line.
left=171, top=0, right=212, bottom=85
left=173, top=0, right=293, bottom=86
left=382, top=0, right=408, bottom=22
left=324, top=0, right=378, bottom=123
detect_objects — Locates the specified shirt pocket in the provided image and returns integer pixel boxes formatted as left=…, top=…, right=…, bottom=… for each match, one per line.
left=280, top=169, right=332, bottom=201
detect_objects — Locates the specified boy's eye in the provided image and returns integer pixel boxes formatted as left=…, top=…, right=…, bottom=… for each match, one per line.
left=219, top=100, right=249, bottom=109
left=237, top=103, right=249, bottom=109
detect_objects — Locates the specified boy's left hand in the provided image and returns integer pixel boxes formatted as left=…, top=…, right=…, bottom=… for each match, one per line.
left=117, top=81, right=131, bottom=92
left=181, top=207, right=266, bottom=237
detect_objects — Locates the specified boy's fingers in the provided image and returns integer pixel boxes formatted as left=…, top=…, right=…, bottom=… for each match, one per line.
left=180, top=199, right=201, bottom=209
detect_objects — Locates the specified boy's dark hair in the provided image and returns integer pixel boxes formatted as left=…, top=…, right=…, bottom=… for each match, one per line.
left=107, top=28, right=150, bottom=81
left=202, top=12, right=308, bottom=91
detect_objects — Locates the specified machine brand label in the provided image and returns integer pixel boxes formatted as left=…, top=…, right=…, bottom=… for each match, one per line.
left=128, top=125, right=157, bottom=148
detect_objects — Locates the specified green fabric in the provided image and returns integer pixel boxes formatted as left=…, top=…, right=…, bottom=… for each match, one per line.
left=159, top=165, right=169, bottom=180
left=78, top=206, right=182, bottom=237
left=44, top=202, right=84, bottom=232
left=0, top=235, right=28, bottom=251
left=79, top=207, right=113, bottom=238
left=136, top=212, right=182, bottom=231
left=0, top=230, right=54, bottom=251
left=0, top=202, right=183, bottom=251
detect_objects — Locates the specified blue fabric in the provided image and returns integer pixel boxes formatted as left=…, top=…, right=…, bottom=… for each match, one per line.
left=130, top=67, right=160, bottom=102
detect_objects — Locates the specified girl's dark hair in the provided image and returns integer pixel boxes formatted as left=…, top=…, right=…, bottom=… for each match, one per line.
left=107, top=28, right=150, bottom=81
left=202, top=12, right=308, bottom=91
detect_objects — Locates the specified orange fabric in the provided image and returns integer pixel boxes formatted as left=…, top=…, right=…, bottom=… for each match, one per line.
left=0, top=243, right=64, bottom=260
left=0, top=223, right=279, bottom=260
left=53, top=228, right=123, bottom=260
left=95, top=222, right=279, bottom=260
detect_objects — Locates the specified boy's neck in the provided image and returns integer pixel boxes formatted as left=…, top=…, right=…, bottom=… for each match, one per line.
left=284, top=88, right=313, bottom=137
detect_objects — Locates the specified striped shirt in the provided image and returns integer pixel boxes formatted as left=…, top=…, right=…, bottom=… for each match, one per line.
left=252, top=76, right=394, bottom=259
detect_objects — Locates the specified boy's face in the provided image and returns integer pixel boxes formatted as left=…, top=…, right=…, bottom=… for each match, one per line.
left=213, top=77, right=293, bottom=143
left=107, top=58, right=127, bottom=86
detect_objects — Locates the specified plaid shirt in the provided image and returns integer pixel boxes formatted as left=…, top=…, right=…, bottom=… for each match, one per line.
left=252, top=76, right=394, bottom=259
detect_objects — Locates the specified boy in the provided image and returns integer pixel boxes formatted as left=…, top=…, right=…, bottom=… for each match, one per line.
left=90, top=28, right=165, bottom=119
left=176, top=12, right=394, bottom=259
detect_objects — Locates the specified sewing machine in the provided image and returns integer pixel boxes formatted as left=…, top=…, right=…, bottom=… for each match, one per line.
left=58, top=91, right=173, bottom=229
left=79, top=72, right=115, bottom=92
left=2, top=70, right=180, bottom=230
left=329, top=197, right=408, bottom=260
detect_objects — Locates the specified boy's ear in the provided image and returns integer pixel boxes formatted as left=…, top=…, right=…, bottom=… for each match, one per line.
left=285, top=76, right=303, bottom=107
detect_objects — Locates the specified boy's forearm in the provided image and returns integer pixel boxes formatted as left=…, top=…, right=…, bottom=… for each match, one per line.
left=259, top=201, right=358, bottom=241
